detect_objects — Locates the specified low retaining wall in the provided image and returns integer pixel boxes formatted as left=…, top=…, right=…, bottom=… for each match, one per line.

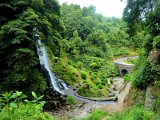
left=74, top=93, right=118, bottom=101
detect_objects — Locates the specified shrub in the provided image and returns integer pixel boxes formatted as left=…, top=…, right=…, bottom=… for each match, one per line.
left=66, top=96, right=75, bottom=105
left=97, top=84, right=103, bottom=89
left=68, top=60, right=73, bottom=65
left=81, top=109, right=107, bottom=120
left=144, top=34, right=153, bottom=52
left=133, top=62, right=153, bottom=89
left=0, top=91, right=55, bottom=120
left=90, top=62, right=99, bottom=69
left=101, top=78, right=108, bottom=85
left=153, top=35, right=160, bottom=49
left=131, top=105, right=153, bottom=120
left=124, top=74, right=130, bottom=82
left=110, top=105, right=154, bottom=120
left=95, top=79, right=101, bottom=86
left=81, top=71, right=87, bottom=80
left=53, top=61, right=80, bottom=85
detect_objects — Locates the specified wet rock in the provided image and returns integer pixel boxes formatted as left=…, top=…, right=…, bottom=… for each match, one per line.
left=44, top=88, right=66, bottom=111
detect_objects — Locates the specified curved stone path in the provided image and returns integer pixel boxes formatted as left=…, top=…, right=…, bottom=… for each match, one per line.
left=61, top=56, right=137, bottom=104
left=72, top=82, right=131, bottom=119
left=53, top=81, right=131, bottom=119
left=114, top=56, right=138, bottom=65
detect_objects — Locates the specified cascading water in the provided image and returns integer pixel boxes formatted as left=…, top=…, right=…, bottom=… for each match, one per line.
left=37, top=40, right=67, bottom=94
left=36, top=39, right=116, bottom=104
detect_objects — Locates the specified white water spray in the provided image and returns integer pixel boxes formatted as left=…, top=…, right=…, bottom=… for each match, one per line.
left=37, top=40, right=68, bottom=94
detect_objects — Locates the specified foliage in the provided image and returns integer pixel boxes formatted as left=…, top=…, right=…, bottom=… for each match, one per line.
left=124, top=58, right=138, bottom=64
left=66, top=96, right=75, bottom=105
left=0, top=0, right=64, bottom=94
left=123, top=0, right=160, bottom=89
left=110, top=105, right=153, bottom=120
left=153, top=36, right=160, bottom=50
left=81, top=109, right=107, bottom=120
left=124, top=74, right=131, bottom=82
left=51, top=56, right=81, bottom=85
left=133, top=61, right=153, bottom=89
left=81, top=71, right=87, bottom=80
left=82, top=105, right=154, bottom=120
left=0, top=91, right=55, bottom=120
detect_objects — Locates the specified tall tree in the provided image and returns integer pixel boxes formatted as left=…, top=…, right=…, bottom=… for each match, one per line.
left=0, top=0, right=63, bottom=93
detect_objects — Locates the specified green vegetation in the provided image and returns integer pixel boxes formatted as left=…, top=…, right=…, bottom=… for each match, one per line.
left=81, top=109, right=107, bottom=120
left=124, top=58, right=138, bottom=64
left=0, top=0, right=159, bottom=119
left=0, top=91, right=56, bottom=120
left=123, top=0, right=160, bottom=117
left=82, top=105, right=156, bottom=120
left=0, top=0, right=63, bottom=95
left=66, top=96, right=75, bottom=105
left=123, top=0, right=160, bottom=89
left=48, top=3, right=136, bottom=97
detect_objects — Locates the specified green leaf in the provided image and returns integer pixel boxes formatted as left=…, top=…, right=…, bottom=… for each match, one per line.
left=32, top=92, right=37, bottom=99
left=15, top=91, right=22, bottom=97
left=10, top=102, right=18, bottom=108
left=37, top=95, right=44, bottom=100
left=10, top=93, right=17, bottom=99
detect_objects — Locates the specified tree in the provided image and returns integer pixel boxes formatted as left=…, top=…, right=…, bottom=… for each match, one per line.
left=0, top=0, right=63, bottom=93
left=123, top=0, right=160, bottom=88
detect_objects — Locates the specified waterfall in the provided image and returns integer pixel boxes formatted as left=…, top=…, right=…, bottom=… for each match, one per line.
left=36, top=40, right=115, bottom=104
left=36, top=40, right=67, bottom=94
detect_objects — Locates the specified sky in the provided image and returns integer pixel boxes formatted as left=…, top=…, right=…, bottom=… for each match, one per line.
left=58, top=0, right=127, bottom=18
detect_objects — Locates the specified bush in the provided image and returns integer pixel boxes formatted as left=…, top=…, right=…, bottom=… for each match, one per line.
left=110, top=105, right=154, bottom=120
left=144, top=34, right=153, bottom=52
left=101, top=78, right=108, bottom=85
left=53, top=60, right=80, bottom=85
left=90, top=62, right=99, bottom=69
left=0, top=91, right=55, bottom=120
left=133, top=62, right=153, bottom=89
left=81, top=109, right=107, bottom=120
left=153, top=35, right=160, bottom=49
left=124, top=74, right=130, bottom=82
left=131, top=105, right=153, bottom=120
left=81, top=71, right=87, bottom=80
left=66, top=96, right=75, bottom=105
left=97, top=84, right=103, bottom=89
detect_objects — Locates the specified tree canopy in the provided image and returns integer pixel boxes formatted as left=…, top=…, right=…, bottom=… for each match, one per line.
left=0, top=0, right=63, bottom=94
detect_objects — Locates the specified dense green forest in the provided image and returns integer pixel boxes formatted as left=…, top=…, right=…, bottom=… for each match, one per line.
left=50, top=3, right=138, bottom=97
left=0, top=0, right=63, bottom=119
left=0, top=0, right=160, bottom=119
left=0, top=0, right=64, bottom=94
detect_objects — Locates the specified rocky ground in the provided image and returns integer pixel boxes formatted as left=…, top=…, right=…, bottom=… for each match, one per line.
left=52, top=77, right=131, bottom=119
